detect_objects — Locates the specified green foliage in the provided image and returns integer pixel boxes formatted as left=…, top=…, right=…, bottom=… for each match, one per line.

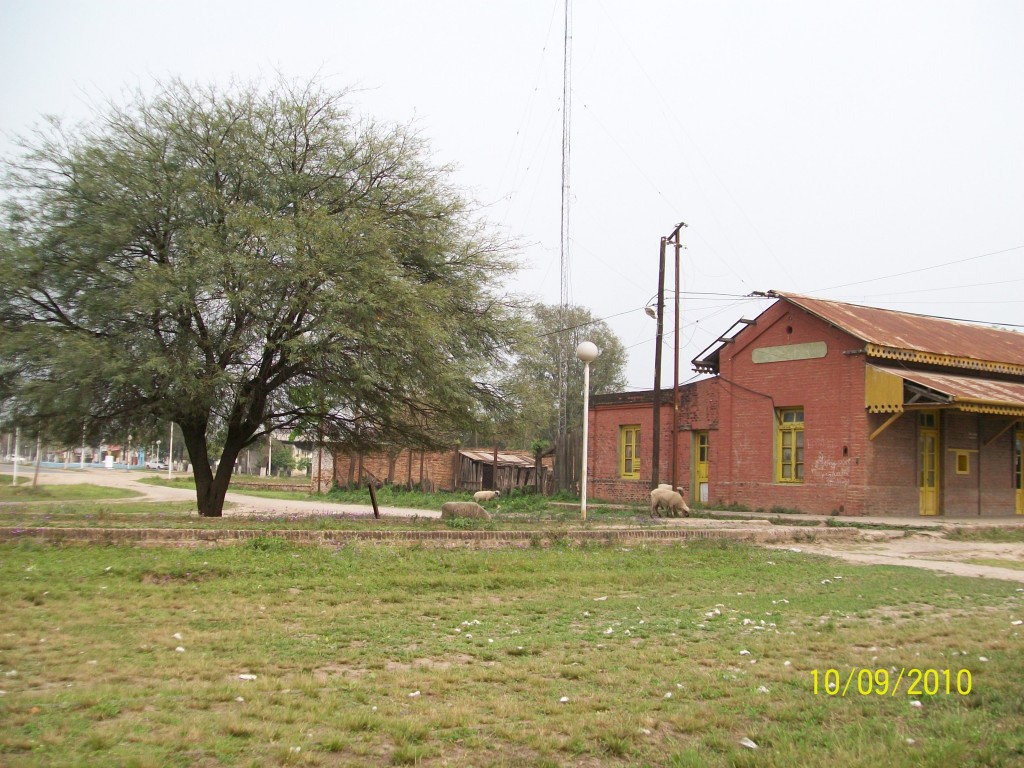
left=488, top=303, right=628, bottom=448
left=244, top=536, right=294, bottom=553
left=253, top=438, right=297, bottom=476
left=716, top=500, right=753, bottom=513
left=1, top=77, right=523, bottom=515
left=442, top=516, right=489, bottom=530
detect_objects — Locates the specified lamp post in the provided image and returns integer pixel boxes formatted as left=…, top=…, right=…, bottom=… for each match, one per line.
left=11, top=427, right=19, bottom=486
left=576, top=340, right=599, bottom=521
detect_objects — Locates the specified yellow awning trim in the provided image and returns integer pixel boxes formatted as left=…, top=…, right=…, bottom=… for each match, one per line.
left=866, top=343, right=1024, bottom=377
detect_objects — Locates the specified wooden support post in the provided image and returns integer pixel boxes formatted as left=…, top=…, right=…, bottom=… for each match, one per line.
left=869, top=412, right=904, bottom=441
left=367, top=482, right=380, bottom=519
left=983, top=418, right=1019, bottom=448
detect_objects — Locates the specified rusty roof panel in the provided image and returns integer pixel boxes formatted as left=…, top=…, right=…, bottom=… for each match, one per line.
left=870, top=365, right=1024, bottom=416
left=459, top=450, right=535, bottom=468
left=775, top=292, right=1024, bottom=368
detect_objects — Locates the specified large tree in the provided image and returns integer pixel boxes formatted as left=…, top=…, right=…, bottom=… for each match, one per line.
left=0, top=78, right=522, bottom=516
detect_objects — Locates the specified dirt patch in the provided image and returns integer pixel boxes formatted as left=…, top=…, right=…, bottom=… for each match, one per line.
left=779, top=531, right=1024, bottom=583
left=312, top=663, right=366, bottom=682
left=385, top=654, right=476, bottom=672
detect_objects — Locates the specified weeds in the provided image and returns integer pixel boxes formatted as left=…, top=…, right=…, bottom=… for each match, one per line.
left=945, top=527, right=1024, bottom=544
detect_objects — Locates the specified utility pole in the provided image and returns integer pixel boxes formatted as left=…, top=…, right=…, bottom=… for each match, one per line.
left=555, top=0, right=573, bottom=493
left=670, top=222, right=687, bottom=490
left=651, top=237, right=666, bottom=489
left=652, top=222, right=686, bottom=491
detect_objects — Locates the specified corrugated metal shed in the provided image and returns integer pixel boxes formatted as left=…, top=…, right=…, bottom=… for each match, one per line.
left=776, top=292, right=1024, bottom=372
left=458, top=450, right=535, bottom=468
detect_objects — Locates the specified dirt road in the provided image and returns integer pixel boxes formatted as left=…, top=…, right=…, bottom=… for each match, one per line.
left=781, top=530, right=1024, bottom=583
left=23, top=466, right=439, bottom=519
left=14, top=467, right=1024, bottom=582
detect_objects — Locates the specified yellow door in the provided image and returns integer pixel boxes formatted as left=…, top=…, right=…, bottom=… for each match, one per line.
left=695, top=431, right=709, bottom=504
left=919, top=412, right=940, bottom=516
left=1015, top=429, right=1023, bottom=515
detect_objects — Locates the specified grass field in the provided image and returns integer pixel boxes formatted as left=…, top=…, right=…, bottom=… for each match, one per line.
left=0, top=478, right=140, bottom=503
left=11, top=480, right=662, bottom=531
left=142, top=477, right=585, bottom=515
left=1, top=537, right=1022, bottom=767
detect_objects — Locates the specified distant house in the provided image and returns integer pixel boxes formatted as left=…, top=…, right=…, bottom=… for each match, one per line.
left=312, top=447, right=548, bottom=495
left=588, top=292, right=1024, bottom=517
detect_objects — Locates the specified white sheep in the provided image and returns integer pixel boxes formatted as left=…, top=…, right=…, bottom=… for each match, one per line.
left=441, top=501, right=492, bottom=521
left=650, top=486, right=691, bottom=518
left=473, top=490, right=501, bottom=503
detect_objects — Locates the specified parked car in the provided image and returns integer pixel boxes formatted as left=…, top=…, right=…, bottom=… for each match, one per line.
left=145, top=460, right=168, bottom=470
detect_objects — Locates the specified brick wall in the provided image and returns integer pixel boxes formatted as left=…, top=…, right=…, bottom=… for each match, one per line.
left=943, top=412, right=1019, bottom=517
left=310, top=446, right=335, bottom=493
left=588, top=379, right=718, bottom=506
left=712, top=301, right=872, bottom=514
left=861, top=412, right=918, bottom=515
left=331, top=449, right=459, bottom=491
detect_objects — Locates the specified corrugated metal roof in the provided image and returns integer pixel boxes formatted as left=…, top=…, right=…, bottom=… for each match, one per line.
left=459, top=450, right=535, bottom=468
left=868, top=365, right=1024, bottom=417
left=776, top=292, right=1024, bottom=370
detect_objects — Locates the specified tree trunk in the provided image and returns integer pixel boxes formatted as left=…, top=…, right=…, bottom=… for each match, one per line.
left=180, top=420, right=245, bottom=518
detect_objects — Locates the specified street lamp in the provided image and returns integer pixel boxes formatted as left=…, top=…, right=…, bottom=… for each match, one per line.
left=576, top=340, right=600, bottom=521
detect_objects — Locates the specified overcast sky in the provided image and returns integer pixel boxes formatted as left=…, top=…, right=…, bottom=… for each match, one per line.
left=3, top=0, right=1022, bottom=390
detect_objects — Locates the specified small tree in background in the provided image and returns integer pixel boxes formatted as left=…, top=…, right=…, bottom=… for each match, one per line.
left=499, top=303, right=628, bottom=446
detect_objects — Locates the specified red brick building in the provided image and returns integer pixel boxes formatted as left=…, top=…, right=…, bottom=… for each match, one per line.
left=588, top=292, right=1024, bottom=517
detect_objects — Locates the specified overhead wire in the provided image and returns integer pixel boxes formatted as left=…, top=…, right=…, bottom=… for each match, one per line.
left=590, top=0, right=797, bottom=290
left=810, top=244, right=1024, bottom=293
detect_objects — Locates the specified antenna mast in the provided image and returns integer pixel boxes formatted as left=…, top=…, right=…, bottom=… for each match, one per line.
left=560, top=0, right=572, bottom=317
left=556, top=0, right=573, bottom=492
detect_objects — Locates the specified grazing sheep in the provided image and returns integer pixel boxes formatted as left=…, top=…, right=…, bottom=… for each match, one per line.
left=441, top=501, right=492, bottom=521
left=650, top=486, right=691, bottom=518
left=473, top=490, right=501, bottom=503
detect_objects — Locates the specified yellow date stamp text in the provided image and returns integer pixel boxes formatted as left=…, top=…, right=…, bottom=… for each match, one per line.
left=811, top=668, right=972, bottom=697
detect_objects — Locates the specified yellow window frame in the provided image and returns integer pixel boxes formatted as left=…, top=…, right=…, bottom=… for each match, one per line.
left=620, top=425, right=641, bottom=479
left=776, top=408, right=804, bottom=483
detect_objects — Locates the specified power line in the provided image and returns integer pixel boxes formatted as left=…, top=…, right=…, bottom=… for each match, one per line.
left=534, top=293, right=757, bottom=339
left=811, top=244, right=1024, bottom=293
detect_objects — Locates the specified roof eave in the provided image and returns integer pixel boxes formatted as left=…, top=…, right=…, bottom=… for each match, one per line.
left=865, top=343, right=1024, bottom=377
